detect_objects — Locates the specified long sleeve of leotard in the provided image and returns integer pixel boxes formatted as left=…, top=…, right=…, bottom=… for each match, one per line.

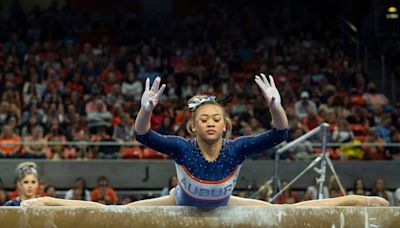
left=135, top=130, right=187, bottom=160
left=232, top=128, right=288, bottom=162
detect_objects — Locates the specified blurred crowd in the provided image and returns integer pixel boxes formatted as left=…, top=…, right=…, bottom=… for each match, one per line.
left=0, top=0, right=399, bottom=162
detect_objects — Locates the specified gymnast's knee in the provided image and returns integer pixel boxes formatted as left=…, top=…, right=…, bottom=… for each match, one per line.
left=169, top=188, right=176, bottom=196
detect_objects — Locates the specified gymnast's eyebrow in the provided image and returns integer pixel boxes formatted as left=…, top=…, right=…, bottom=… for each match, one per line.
left=199, top=114, right=221, bottom=117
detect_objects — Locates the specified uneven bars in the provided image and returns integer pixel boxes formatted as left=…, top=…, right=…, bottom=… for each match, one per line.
left=276, top=123, right=329, bottom=155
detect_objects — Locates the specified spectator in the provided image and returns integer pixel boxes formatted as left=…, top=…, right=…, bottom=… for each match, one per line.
left=328, top=175, right=345, bottom=198
left=22, top=72, right=44, bottom=104
left=0, top=125, right=21, bottom=158
left=6, top=115, right=21, bottom=135
left=66, top=72, right=84, bottom=96
left=44, top=185, right=57, bottom=198
left=294, top=91, right=317, bottom=119
left=73, top=129, right=92, bottom=160
left=113, top=113, right=134, bottom=142
left=45, top=118, right=67, bottom=160
left=0, top=102, right=11, bottom=125
left=302, top=189, right=314, bottom=201
left=100, top=62, right=123, bottom=86
left=36, top=177, right=49, bottom=198
left=87, top=99, right=112, bottom=134
left=362, top=83, right=389, bottom=109
left=368, top=105, right=385, bottom=126
left=93, top=127, right=119, bottom=159
left=0, top=189, right=8, bottom=206
left=150, top=105, right=165, bottom=131
left=347, top=107, right=369, bottom=125
left=2, top=85, right=22, bottom=110
left=370, top=179, right=395, bottom=206
left=306, top=178, right=329, bottom=200
left=106, top=84, right=124, bottom=106
left=388, top=127, right=400, bottom=158
left=91, top=176, right=118, bottom=205
left=300, top=107, right=323, bottom=132
left=348, top=178, right=370, bottom=196
left=375, top=116, right=392, bottom=143
left=21, top=114, right=42, bottom=138
left=331, top=118, right=354, bottom=143
left=8, top=178, right=20, bottom=200
left=43, top=77, right=63, bottom=103
left=276, top=180, right=300, bottom=204
left=254, top=182, right=272, bottom=202
left=22, top=125, right=47, bottom=159
left=288, top=128, right=314, bottom=161
left=21, top=103, right=44, bottom=125
left=121, top=72, right=143, bottom=102
left=362, top=128, right=386, bottom=160
left=65, top=177, right=91, bottom=201
left=157, top=117, right=174, bottom=135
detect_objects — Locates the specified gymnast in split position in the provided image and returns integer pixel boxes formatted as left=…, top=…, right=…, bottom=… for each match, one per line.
left=22, top=74, right=388, bottom=207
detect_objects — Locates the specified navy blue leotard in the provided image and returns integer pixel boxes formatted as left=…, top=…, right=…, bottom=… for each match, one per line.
left=4, top=198, right=22, bottom=206
left=136, top=128, right=287, bottom=206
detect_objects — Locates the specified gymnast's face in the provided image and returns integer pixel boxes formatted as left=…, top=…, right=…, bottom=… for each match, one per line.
left=19, top=174, right=38, bottom=198
left=193, top=104, right=226, bottom=144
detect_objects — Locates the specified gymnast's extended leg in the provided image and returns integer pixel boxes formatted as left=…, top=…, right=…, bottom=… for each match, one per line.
left=127, top=188, right=177, bottom=206
left=228, top=195, right=274, bottom=206
left=227, top=195, right=389, bottom=206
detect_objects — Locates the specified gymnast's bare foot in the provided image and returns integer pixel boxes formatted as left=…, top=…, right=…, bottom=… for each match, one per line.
left=355, top=196, right=389, bottom=206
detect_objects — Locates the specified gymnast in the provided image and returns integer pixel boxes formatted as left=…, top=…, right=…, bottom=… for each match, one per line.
left=22, top=74, right=388, bottom=207
left=4, top=162, right=40, bottom=206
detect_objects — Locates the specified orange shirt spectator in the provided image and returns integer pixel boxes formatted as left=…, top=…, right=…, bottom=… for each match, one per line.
left=100, top=62, right=122, bottom=83
left=91, top=176, right=118, bottom=205
left=0, top=125, right=21, bottom=157
left=301, top=109, right=323, bottom=132
left=362, top=128, right=386, bottom=160
left=67, top=73, right=84, bottom=96
left=43, top=69, right=63, bottom=92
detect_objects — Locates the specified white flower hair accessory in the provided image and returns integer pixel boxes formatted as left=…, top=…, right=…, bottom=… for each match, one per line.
left=20, top=166, right=37, bottom=176
left=187, top=96, right=216, bottom=111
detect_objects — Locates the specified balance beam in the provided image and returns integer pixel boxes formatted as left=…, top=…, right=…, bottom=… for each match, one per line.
left=1, top=206, right=399, bottom=227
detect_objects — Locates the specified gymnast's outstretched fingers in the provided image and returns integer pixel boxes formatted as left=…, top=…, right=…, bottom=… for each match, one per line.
left=21, top=197, right=48, bottom=207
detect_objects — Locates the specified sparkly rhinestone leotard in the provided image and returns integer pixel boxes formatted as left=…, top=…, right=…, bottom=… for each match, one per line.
left=135, top=128, right=288, bottom=206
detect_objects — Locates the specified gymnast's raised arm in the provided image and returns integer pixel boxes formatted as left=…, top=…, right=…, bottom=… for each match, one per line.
left=133, top=77, right=186, bottom=157
left=135, top=77, right=166, bottom=135
left=254, top=73, right=288, bottom=130
left=231, top=75, right=289, bottom=159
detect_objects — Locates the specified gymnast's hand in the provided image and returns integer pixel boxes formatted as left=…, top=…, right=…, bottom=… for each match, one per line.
left=21, top=197, right=49, bottom=207
left=141, top=77, right=166, bottom=112
left=254, top=73, right=281, bottom=109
